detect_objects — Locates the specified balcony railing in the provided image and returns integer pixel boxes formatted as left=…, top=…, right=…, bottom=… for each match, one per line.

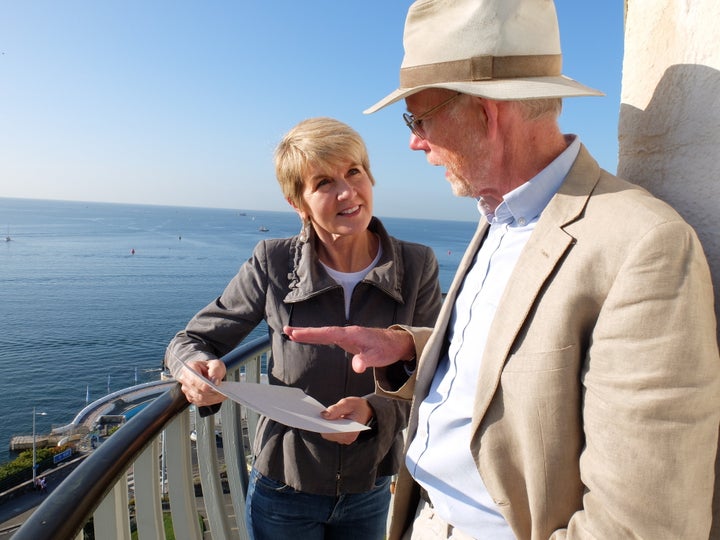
left=13, top=335, right=271, bottom=540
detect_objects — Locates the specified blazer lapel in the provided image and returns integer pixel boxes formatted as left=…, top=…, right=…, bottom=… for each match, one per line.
left=412, top=218, right=489, bottom=414
left=470, top=146, right=602, bottom=430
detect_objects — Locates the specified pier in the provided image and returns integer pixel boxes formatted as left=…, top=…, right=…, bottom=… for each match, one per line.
left=9, top=435, right=61, bottom=453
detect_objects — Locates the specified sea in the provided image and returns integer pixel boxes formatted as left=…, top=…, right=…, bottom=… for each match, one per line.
left=0, top=197, right=477, bottom=464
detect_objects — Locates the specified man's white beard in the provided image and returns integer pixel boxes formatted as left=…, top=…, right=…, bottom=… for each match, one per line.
left=446, top=171, right=473, bottom=198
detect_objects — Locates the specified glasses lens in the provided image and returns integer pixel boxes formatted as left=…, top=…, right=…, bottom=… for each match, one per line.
left=403, top=113, right=423, bottom=139
left=403, top=93, right=459, bottom=139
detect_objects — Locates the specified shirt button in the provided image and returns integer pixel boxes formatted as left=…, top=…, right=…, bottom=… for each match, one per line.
left=517, top=217, right=527, bottom=226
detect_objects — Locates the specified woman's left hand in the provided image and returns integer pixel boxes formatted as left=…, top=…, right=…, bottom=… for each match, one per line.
left=320, top=396, right=373, bottom=445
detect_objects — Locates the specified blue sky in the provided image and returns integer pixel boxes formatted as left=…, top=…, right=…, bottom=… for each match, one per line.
left=1, top=2, right=624, bottom=222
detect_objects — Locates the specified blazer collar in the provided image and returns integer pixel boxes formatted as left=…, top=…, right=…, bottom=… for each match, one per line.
left=414, top=216, right=490, bottom=401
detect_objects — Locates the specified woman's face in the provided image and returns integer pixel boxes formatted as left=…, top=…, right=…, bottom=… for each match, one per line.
left=297, top=158, right=374, bottom=243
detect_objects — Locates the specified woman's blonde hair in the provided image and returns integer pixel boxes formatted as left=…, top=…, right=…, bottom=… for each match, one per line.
left=275, top=117, right=375, bottom=210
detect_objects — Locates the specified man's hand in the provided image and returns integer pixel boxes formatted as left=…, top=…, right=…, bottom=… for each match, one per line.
left=320, top=397, right=373, bottom=445
left=176, top=359, right=227, bottom=407
left=283, top=325, right=415, bottom=373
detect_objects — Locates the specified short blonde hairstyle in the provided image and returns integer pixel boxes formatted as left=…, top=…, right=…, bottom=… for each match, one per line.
left=275, top=117, right=375, bottom=210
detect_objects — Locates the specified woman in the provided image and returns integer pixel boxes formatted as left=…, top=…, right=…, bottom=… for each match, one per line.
left=166, top=117, right=442, bottom=540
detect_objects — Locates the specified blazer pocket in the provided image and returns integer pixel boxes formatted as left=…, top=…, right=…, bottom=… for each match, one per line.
left=502, top=344, right=576, bottom=373
left=501, top=345, right=580, bottom=400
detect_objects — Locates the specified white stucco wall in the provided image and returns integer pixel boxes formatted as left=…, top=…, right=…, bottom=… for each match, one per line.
left=618, top=0, right=720, bottom=336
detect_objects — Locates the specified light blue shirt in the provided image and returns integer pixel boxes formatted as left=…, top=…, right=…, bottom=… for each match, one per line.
left=406, top=136, right=581, bottom=538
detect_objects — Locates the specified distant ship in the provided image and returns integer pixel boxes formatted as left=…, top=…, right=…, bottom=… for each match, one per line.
left=258, top=226, right=269, bottom=232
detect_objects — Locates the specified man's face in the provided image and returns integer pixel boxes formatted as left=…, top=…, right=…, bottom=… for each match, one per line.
left=404, top=89, right=495, bottom=203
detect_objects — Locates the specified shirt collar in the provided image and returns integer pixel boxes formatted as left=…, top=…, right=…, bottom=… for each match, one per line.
left=478, top=134, right=581, bottom=225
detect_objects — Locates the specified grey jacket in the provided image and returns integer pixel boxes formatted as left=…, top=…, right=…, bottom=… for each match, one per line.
left=167, top=217, right=442, bottom=495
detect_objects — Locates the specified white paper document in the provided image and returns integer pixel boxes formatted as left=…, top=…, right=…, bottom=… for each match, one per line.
left=184, top=365, right=369, bottom=433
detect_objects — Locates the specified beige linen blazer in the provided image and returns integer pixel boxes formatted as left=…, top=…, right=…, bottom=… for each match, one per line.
left=380, top=146, right=720, bottom=540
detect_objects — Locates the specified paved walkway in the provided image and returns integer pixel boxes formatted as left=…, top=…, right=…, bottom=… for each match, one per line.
left=0, top=456, right=84, bottom=539
left=0, top=488, right=47, bottom=538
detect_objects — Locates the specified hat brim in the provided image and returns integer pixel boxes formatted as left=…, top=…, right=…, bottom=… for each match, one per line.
left=363, top=76, right=604, bottom=114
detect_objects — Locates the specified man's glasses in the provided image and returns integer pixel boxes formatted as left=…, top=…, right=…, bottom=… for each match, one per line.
left=402, top=93, right=461, bottom=139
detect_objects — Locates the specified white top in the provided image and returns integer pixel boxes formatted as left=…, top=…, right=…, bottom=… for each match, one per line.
left=321, top=245, right=383, bottom=319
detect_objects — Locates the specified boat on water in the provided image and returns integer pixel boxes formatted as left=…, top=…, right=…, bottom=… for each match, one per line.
left=258, top=226, right=269, bottom=232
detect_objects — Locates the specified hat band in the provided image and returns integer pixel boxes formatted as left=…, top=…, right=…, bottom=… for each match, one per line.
left=399, top=54, right=562, bottom=88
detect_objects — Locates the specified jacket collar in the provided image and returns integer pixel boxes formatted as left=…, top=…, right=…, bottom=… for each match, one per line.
left=284, top=216, right=405, bottom=304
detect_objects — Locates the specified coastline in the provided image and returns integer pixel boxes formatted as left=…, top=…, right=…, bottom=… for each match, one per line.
left=5, top=377, right=175, bottom=465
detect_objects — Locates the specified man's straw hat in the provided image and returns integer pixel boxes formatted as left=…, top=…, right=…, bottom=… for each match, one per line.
left=365, top=0, right=604, bottom=114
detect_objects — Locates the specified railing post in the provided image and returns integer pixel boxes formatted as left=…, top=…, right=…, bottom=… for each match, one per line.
left=197, top=410, right=235, bottom=539
left=133, top=438, right=166, bottom=539
left=165, top=410, right=203, bottom=540
left=93, top=480, right=131, bottom=540
left=243, top=353, right=262, bottom=447
left=222, top=367, right=252, bottom=540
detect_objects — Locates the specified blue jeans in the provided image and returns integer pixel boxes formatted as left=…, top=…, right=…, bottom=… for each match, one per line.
left=245, top=467, right=392, bottom=540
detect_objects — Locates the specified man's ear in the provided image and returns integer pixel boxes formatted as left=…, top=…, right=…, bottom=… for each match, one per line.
left=481, top=98, right=508, bottom=141
left=469, top=96, right=497, bottom=137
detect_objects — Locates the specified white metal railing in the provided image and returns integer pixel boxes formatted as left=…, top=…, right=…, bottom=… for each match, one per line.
left=13, top=336, right=270, bottom=540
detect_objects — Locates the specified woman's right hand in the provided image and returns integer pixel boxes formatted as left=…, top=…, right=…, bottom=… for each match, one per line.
left=176, top=359, right=227, bottom=407
left=320, top=396, right=373, bottom=445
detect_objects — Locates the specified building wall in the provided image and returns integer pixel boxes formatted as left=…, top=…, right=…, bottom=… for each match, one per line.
left=618, top=0, right=720, bottom=339
left=619, top=3, right=720, bottom=535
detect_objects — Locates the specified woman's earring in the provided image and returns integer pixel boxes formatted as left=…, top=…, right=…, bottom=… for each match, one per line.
left=299, top=219, right=311, bottom=243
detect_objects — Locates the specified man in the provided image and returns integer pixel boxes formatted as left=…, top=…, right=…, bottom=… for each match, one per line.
left=285, top=0, right=720, bottom=538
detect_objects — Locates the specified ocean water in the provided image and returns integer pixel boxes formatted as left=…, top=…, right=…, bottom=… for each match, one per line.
left=0, top=197, right=476, bottom=464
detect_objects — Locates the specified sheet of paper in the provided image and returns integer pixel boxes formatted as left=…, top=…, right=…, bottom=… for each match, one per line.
left=182, top=364, right=369, bottom=433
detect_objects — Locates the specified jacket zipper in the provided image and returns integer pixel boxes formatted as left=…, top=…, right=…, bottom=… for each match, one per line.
left=334, top=318, right=353, bottom=497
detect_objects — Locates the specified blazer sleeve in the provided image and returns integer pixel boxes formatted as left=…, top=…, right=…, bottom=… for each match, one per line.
left=374, top=325, right=435, bottom=402
left=558, top=220, right=720, bottom=539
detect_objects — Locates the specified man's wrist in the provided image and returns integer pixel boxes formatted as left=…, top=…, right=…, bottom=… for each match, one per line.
left=392, top=328, right=416, bottom=361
